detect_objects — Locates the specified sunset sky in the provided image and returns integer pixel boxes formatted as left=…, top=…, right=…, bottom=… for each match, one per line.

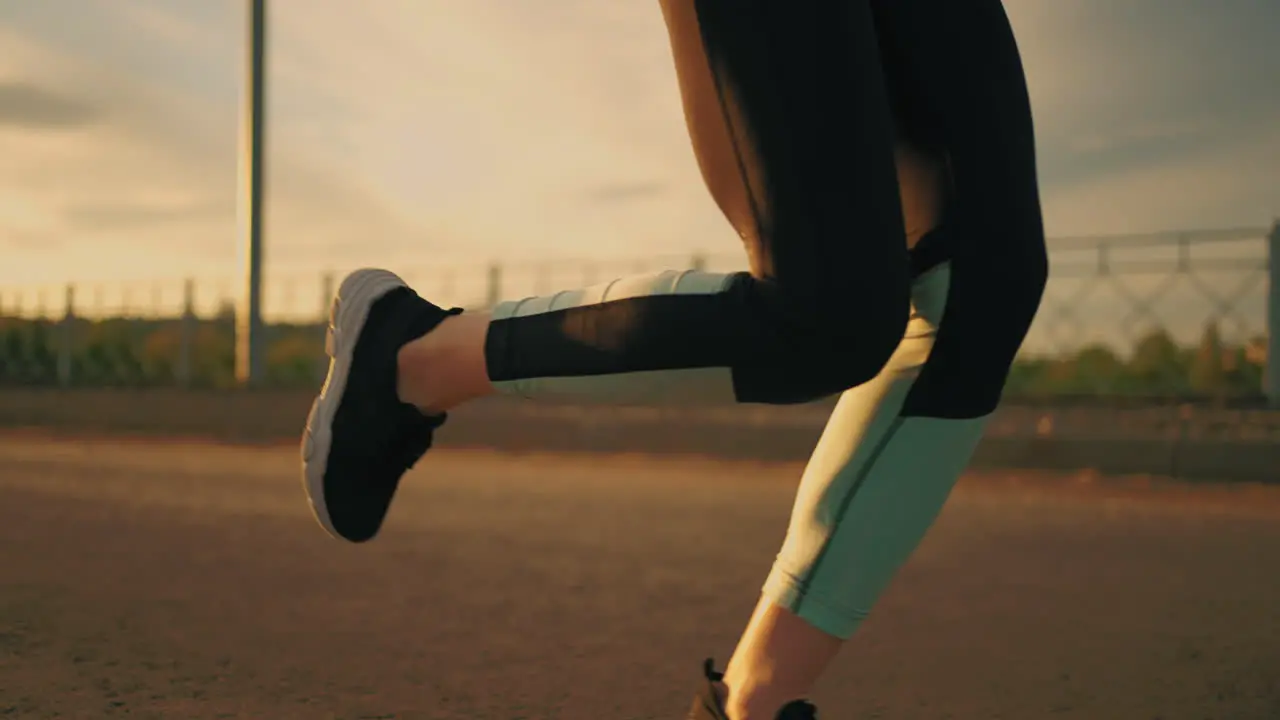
left=1, top=0, right=1278, bottom=293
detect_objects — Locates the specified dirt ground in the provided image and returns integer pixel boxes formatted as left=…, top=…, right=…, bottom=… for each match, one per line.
left=1, top=436, right=1278, bottom=719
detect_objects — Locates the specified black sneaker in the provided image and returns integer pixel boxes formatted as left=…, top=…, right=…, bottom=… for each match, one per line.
left=686, top=659, right=818, bottom=720
left=301, top=268, right=462, bottom=543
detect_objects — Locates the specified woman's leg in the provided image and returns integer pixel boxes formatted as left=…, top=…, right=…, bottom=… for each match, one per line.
left=717, top=261, right=970, bottom=720
left=398, top=136, right=948, bottom=413
left=301, top=0, right=919, bottom=542
left=703, top=1, right=1051, bottom=718
left=401, top=0, right=913, bottom=410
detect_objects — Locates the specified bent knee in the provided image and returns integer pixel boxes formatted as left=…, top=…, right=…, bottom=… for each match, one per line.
left=732, top=280, right=912, bottom=404
left=994, top=239, right=1050, bottom=332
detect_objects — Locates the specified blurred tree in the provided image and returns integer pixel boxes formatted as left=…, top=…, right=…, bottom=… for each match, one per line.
left=140, top=322, right=182, bottom=384
left=6, top=312, right=1250, bottom=400
left=192, top=320, right=236, bottom=387
left=0, top=322, right=23, bottom=382
left=1226, top=335, right=1266, bottom=396
left=266, top=328, right=322, bottom=388
left=24, top=321, right=57, bottom=384
left=1004, top=355, right=1051, bottom=397
left=1188, top=320, right=1226, bottom=396
left=1127, top=328, right=1187, bottom=395
left=1063, top=343, right=1125, bottom=394
left=79, top=319, right=145, bottom=386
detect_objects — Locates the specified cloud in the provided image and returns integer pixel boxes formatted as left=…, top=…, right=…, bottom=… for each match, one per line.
left=0, top=82, right=98, bottom=129
left=62, top=201, right=226, bottom=231
left=587, top=181, right=668, bottom=206
left=1009, top=2, right=1280, bottom=168
left=0, top=15, right=440, bottom=287
left=2, top=229, right=58, bottom=251
left=1041, top=122, right=1280, bottom=236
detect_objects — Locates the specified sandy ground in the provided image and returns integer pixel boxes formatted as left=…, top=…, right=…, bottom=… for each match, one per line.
left=1, top=437, right=1278, bottom=719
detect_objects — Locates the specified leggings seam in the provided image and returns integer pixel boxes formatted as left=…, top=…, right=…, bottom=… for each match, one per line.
left=791, top=414, right=907, bottom=616
left=764, top=570, right=869, bottom=637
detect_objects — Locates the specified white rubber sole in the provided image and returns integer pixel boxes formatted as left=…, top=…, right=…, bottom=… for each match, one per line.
left=301, top=268, right=409, bottom=541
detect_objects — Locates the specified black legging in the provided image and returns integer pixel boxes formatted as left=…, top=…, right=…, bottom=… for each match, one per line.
left=485, top=0, right=1048, bottom=415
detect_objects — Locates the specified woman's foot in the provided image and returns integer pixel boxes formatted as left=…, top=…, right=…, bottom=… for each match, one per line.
left=301, top=269, right=461, bottom=542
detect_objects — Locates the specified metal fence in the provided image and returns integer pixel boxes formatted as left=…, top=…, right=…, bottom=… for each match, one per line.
left=2, top=223, right=1277, bottom=403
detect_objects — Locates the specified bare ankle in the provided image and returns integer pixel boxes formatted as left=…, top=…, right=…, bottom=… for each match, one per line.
left=722, top=680, right=798, bottom=720
left=396, top=339, right=442, bottom=413
left=719, top=599, right=841, bottom=719
left=396, top=312, right=494, bottom=413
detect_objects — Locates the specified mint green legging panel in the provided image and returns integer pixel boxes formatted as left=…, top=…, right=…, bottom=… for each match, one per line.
left=763, top=262, right=990, bottom=640
left=490, top=262, right=987, bottom=640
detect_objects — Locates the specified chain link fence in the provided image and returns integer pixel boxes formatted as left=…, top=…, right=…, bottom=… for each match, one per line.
left=2, top=224, right=1276, bottom=403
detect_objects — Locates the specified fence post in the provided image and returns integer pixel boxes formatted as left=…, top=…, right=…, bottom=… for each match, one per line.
left=319, top=273, right=335, bottom=321
left=486, top=263, right=502, bottom=309
left=1267, top=219, right=1280, bottom=408
left=316, top=273, right=334, bottom=385
left=177, top=279, right=196, bottom=388
left=57, top=284, right=75, bottom=387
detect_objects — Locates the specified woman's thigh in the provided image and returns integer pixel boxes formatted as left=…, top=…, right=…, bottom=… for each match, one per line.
left=656, top=0, right=910, bottom=301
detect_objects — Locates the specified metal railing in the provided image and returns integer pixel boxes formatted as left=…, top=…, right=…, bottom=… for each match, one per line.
left=1031, top=226, right=1270, bottom=352
left=1, top=222, right=1277, bottom=403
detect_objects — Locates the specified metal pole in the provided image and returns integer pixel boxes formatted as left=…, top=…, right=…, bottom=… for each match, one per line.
left=178, top=279, right=196, bottom=388
left=236, top=0, right=268, bottom=388
left=1267, top=219, right=1280, bottom=407
left=316, top=272, right=334, bottom=385
left=57, top=284, right=75, bottom=387
left=486, top=263, right=502, bottom=309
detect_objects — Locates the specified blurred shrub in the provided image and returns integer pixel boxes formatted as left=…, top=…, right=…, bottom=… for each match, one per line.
left=0, top=314, right=1267, bottom=401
